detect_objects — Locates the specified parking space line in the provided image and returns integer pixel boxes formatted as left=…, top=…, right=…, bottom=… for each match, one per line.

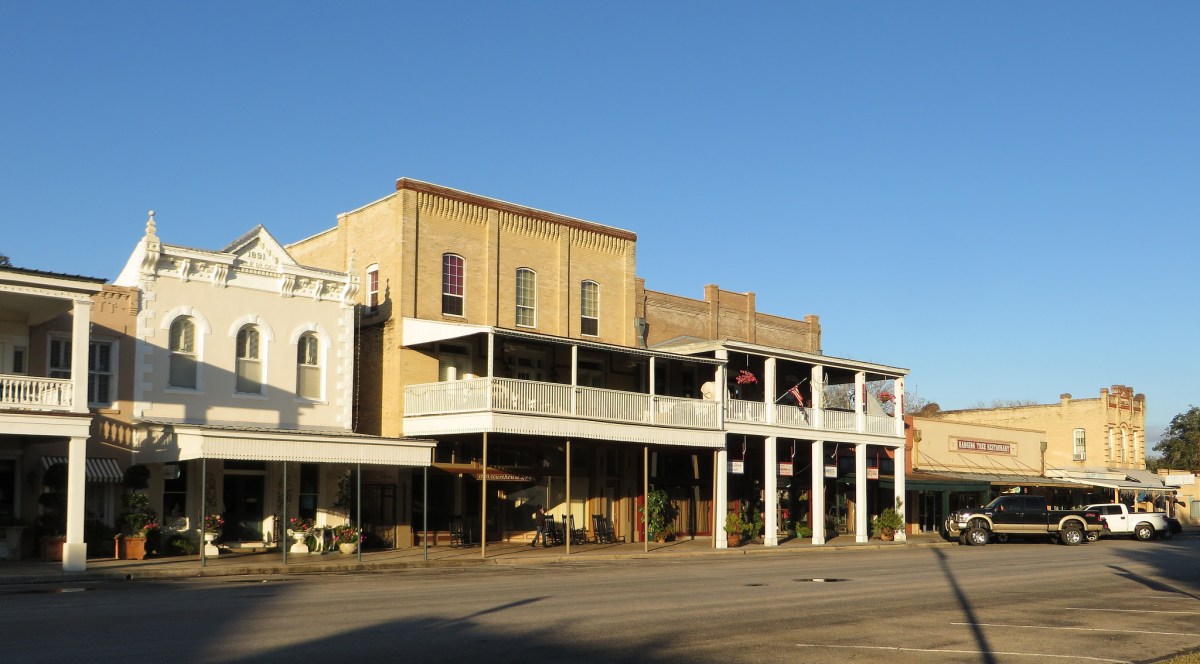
left=1065, top=607, right=1200, bottom=615
left=795, top=643, right=1130, bottom=663
left=953, top=622, right=1200, bottom=638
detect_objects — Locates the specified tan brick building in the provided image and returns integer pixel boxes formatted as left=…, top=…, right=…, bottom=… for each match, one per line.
left=289, top=178, right=908, bottom=549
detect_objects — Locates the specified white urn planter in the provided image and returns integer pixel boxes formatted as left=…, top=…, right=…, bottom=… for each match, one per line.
left=289, top=531, right=310, bottom=554
left=203, top=532, right=220, bottom=557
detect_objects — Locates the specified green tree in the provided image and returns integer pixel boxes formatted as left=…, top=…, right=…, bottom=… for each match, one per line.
left=1153, top=406, right=1200, bottom=470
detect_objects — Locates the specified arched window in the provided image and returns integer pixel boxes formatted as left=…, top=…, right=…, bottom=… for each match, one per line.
left=296, top=332, right=322, bottom=400
left=235, top=325, right=263, bottom=394
left=366, top=263, right=380, bottom=313
left=515, top=268, right=537, bottom=327
left=442, top=254, right=465, bottom=316
left=580, top=280, right=599, bottom=336
left=169, top=316, right=197, bottom=389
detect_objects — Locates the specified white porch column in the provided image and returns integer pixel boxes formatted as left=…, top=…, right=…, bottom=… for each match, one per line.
left=70, top=299, right=92, bottom=414
left=854, top=443, right=868, bottom=543
left=570, top=345, right=578, bottom=416
left=63, top=435, right=88, bottom=571
left=715, top=445, right=728, bottom=548
left=811, top=440, right=826, bottom=545
left=715, top=349, right=728, bottom=429
left=764, top=357, right=777, bottom=425
left=894, top=443, right=907, bottom=542
left=486, top=332, right=494, bottom=410
left=854, top=371, right=866, bottom=434
left=894, top=376, right=905, bottom=437
left=810, top=365, right=824, bottom=430
left=764, top=436, right=778, bottom=546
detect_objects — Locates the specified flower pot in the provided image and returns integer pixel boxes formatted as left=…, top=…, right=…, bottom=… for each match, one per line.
left=338, top=542, right=358, bottom=555
left=116, top=535, right=148, bottom=560
left=726, top=532, right=741, bottom=547
left=4, top=526, right=26, bottom=561
left=290, top=531, right=310, bottom=554
left=202, top=532, right=220, bottom=557
left=41, top=535, right=65, bottom=562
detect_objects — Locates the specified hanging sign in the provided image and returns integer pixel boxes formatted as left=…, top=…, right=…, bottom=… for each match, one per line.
left=729, top=460, right=744, bottom=474
left=778, top=462, right=793, bottom=476
left=867, top=467, right=880, bottom=480
left=824, top=465, right=837, bottom=478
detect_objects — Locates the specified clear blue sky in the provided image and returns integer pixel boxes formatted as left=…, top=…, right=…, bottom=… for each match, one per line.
left=3, top=3, right=1196, bottom=442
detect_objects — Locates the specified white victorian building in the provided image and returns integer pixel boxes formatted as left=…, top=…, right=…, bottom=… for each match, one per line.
left=114, top=214, right=432, bottom=553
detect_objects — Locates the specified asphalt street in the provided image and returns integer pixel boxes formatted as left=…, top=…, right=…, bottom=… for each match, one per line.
left=5, top=536, right=1199, bottom=663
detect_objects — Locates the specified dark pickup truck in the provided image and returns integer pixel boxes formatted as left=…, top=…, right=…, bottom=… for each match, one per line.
left=945, top=495, right=1104, bottom=546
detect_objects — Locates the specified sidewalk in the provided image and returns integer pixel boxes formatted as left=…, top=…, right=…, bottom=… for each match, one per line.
left=0, top=532, right=954, bottom=584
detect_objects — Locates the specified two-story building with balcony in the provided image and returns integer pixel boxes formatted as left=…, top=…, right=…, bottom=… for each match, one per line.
left=114, top=214, right=433, bottom=553
left=0, top=266, right=124, bottom=570
left=288, top=179, right=909, bottom=549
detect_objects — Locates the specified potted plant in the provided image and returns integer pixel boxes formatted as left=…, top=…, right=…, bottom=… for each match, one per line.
left=871, top=497, right=905, bottom=541
left=117, top=464, right=157, bottom=560
left=287, top=516, right=314, bottom=553
left=641, top=489, right=677, bottom=542
left=724, top=511, right=745, bottom=547
left=332, top=524, right=363, bottom=554
left=202, top=514, right=224, bottom=556
left=37, top=462, right=68, bottom=561
left=794, top=523, right=813, bottom=540
left=1, top=515, right=28, bottom=561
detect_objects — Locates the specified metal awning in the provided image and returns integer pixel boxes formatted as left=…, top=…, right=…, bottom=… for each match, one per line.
left=401, top=317, right=723, bottom=365
left=41, top=456, right=123, bottom=483
left=134, top=422, right=435, bottom=466
left=878, top=471, right=990, bottom=492
left=432, top=462, right=535, bottom=482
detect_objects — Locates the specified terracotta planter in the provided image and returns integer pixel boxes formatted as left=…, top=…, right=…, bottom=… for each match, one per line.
left=880, top=527, right=895, bottom=542
left=41, top=536, right=65, bottom=562
left=726, top=532, right=741, bottom=547
left=116, top=535, right=148, bottom=560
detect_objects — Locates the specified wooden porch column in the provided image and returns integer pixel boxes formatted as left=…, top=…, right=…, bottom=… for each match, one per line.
left=566, top=439, right=571, bottom=556
left=481, top=432, right=488, bottom=559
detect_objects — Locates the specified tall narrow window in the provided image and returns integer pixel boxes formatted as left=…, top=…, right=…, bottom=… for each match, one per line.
left=235, top=325, right=262, bottom=394
left=366, top=264, right=379, bottom=313
left=1119, top=428, right=1128, bottom=462
left=87, top=341, right=114, bottom=406
left=1073, top=428, right=1086, bottom=461
left=296, top=332, right=321, bottom=400
left=48, top=338, right=71, bottom=378
left=580, top=280, right=599, bottom=336
left=12, top=345, right=27, bottom=375
left=442, top=254, right=464, bottom=316
left=298, top=463, right=319, bottom=520
left=515, top=268, right=537, bottom=327
left=169, top=317, right=197, bottom=389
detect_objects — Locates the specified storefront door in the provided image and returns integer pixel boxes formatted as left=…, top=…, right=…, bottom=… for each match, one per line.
left=223, top=474, right=264, bottom=541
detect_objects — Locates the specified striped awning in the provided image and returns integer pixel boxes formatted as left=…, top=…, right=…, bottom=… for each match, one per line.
left=41, top=456, right=124, bottom=483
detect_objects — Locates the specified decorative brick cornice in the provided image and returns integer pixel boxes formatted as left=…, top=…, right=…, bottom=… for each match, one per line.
left=396, top=178, right=637, bottom=242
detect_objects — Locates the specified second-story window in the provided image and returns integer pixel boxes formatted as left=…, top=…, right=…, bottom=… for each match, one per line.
left=296, top=332, right=321, bottom=400
left=169, top=317, right=198, bottom=389
left=580, top=280, right=599, bottom=336
left=443, top=254, right=464, bottom=316
left=1073, top=428, right=1086, bottom=461
left=235, top=325, right=263, bottom=394
left=48, top=338, right=71, bottom=379
left=366, top=263, right=379, bottom=313
left=515, top=268, right=537, bottom=327
left=87, top=340, right=114, bottom=407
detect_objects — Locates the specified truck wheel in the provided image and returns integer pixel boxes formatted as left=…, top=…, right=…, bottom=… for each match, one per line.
left=1134, top=523, right=1155, bottom=541
left=1084, top=530, right=1099, bottom=543
left=1060, top=526, right=1083, bottom=546
left=966, top=527, right=989, bottom=546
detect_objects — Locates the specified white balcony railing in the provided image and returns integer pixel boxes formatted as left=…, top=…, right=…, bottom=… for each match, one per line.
left=0, top=375, right=74, bottom=410
left=405, top=377, right=719, bottom=430
left=725, top=399, right=899, bottom=436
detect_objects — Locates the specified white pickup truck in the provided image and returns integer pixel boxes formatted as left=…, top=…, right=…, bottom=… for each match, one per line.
left=1083, top=503, right=1174, bottom=541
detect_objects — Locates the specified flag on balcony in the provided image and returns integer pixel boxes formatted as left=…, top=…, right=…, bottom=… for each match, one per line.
left=788, top=384, right=804, bottom=407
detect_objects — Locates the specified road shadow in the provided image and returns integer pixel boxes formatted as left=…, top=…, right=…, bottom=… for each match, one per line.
left=931, top=547, right=997, bottom=664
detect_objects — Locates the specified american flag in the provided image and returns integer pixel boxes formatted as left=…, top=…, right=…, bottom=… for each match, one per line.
left=788, top=384, right=804, bottom=407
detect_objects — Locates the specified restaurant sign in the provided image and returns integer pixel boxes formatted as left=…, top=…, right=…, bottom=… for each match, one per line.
left=824, top=464, right=837, bottom=478
left=956, top=439, right=1011, bottom=454
left=729, top=460, right=745, bottom=474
